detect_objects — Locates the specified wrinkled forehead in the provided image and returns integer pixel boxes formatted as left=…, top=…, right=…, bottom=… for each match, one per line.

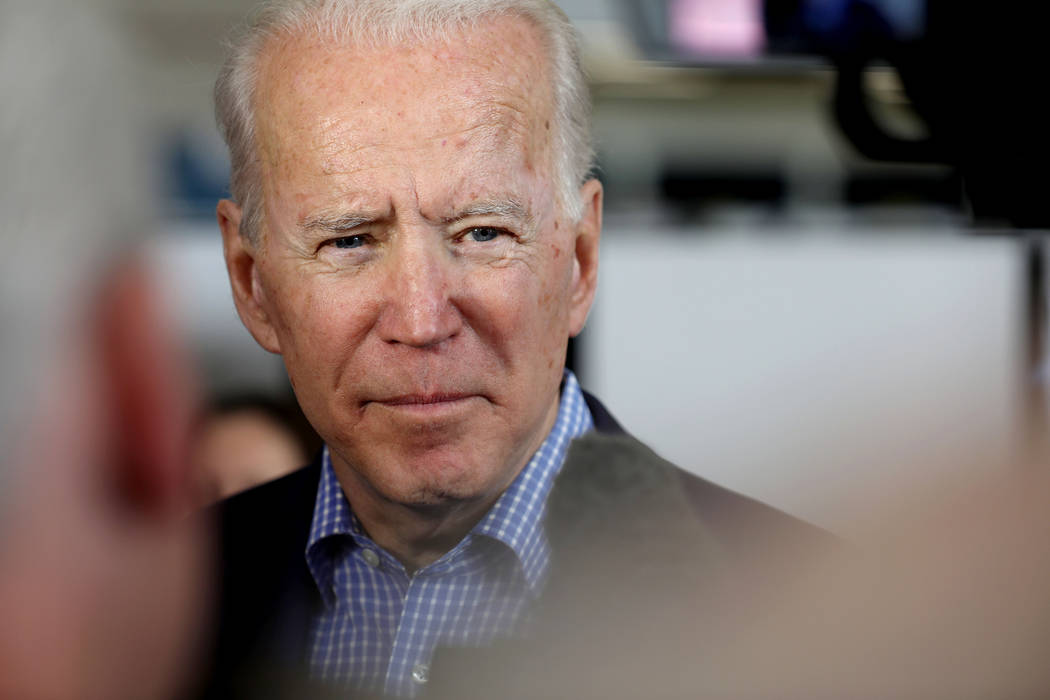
left=252, top=14, right=556, bottom=182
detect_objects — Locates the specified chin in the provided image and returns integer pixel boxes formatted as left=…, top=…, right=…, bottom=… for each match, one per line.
left=381, top=455, right=501, bottom=508
left=398, top=487, right=475, bottom=509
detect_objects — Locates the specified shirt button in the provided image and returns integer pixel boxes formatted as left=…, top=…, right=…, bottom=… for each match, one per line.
left=361, top=549, right=380, bottom=568
left=411, top=663, right=429, bottom=685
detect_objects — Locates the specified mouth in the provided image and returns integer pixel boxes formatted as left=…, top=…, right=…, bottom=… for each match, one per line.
left=364, top=392, right=486, bottom=419
left=379, top=392, right=477, bottom=407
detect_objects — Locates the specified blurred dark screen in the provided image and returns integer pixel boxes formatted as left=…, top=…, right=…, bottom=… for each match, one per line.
left=621, top=0, right=1048, bottom=229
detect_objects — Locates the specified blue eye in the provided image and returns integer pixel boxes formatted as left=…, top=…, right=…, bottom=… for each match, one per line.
left=333, top=235, right=366, bottom=249
left=467, top=227, right=501, bottom=242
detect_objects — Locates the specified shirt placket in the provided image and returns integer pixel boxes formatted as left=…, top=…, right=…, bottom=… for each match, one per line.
left=382, top=541, right=473, bottom=697
left=383, top=574, right=437, bottom=696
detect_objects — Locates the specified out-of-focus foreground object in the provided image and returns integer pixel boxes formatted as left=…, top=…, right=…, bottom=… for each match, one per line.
left=431, top=453, right=1050, bottom=699
left=0, top=2, right=210, bottom=699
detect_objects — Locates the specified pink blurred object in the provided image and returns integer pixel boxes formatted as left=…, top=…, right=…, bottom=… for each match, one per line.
left=670, top=0, right=767, bottom=57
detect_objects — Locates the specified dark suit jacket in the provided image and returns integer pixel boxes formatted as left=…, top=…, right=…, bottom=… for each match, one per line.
left=196, top=393, right=831, bottom=699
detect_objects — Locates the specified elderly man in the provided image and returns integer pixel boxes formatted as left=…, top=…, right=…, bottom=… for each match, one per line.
left=207, top=1, right=825, bottom=697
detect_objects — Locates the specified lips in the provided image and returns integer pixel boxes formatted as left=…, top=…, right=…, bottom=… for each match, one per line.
left=379, top=392, right=475, bottom=406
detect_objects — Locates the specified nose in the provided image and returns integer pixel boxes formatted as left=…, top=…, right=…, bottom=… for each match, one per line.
left=376, top=233, right=461, bottom=348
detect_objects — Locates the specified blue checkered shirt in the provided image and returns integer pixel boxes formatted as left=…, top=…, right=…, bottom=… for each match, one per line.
left=305, top=371, right=594, bottom=696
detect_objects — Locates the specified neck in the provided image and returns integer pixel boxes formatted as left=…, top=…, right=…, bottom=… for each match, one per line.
left=348, top=495, right=495, bottom=574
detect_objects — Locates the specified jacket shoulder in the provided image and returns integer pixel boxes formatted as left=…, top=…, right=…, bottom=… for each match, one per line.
left=211, top=458, right=321, bottom=615
left=577, top=392, right=833, bottom=558
left=677, top=463, right=835, bottom=562
left=199, top=461, right=323, bottom=698
left=216, top=461, right=321, bottom=544
left=553, top=431, right=835, bottom=575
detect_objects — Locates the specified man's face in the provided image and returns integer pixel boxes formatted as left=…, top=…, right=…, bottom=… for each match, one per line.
left=221, top=16, right=601, bottom=510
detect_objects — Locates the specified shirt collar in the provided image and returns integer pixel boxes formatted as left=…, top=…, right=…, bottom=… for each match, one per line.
left=471, top=371, right=593, bottom=592
left=305, top=370, right=594, bottom=598
left=305, top=445, right=357, bottom=608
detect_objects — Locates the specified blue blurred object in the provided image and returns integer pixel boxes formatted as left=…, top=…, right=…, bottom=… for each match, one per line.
left=802, top=0, right=924, bottom=47
left=163, top=128, right=230, bottom=219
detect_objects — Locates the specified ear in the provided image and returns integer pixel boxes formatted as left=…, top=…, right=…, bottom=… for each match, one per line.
left=217, top=199, right=282, bottom=354
left=567, top=178, right=603, bottom=337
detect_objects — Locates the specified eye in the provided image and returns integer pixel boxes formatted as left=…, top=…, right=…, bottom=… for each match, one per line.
left=465, top=227, right=503, bottom=243
left=332, top=234, right=368, bottom=249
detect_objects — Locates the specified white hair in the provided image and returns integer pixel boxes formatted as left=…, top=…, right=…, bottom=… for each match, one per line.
left=214, top=0, right=595, bottom=244
left=0, top=1, right=147, bottom=516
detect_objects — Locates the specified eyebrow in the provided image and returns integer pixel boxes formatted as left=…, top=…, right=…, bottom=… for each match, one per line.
left=299, top=198, right=534, bottom=233
left=449, top=199, right=528, bottom=221
left=300, top=212, right=378, bottom=233
left=445, top=199, right=534, bottom=231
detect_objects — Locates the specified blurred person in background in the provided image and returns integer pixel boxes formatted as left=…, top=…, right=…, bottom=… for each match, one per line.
left=192, top=395, right=321, bottom=506
left=0, top=2, right=209, bottom=698
left=204, top=1, right=828, bottom=697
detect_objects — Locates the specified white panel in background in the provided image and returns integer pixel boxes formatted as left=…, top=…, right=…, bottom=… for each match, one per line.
left=584, top=228, right=1022, bottom=535
left=149, top=223, right=290, bottom=396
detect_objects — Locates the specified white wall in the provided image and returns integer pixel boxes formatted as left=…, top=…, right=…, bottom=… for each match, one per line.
left=583, top=224, right=1023, bottom=535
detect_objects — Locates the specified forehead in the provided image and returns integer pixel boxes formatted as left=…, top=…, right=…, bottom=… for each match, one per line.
left=252, top=14, right=555, bottom=199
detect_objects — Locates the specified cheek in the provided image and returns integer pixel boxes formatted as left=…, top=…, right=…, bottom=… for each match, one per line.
left=270, top=282, right=371, bottom=435
left=264, top=273, right=364, bottom=369
left=467, top=251, right=574, bottom=366
left=543, top=250, right=573, bottom=312
left=537, top=239, right=576, bottom=322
